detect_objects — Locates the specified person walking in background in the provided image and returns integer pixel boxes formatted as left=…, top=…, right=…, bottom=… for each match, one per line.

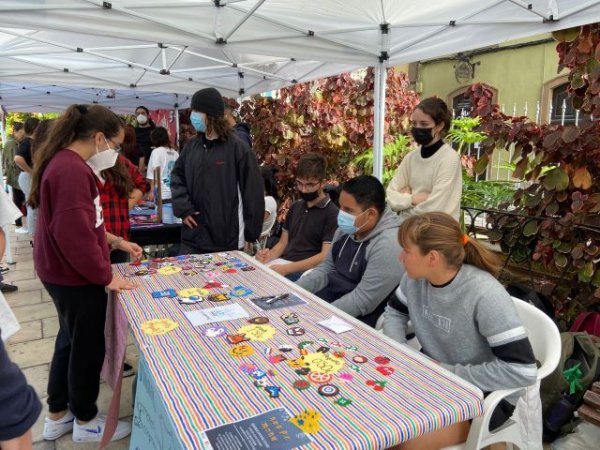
left=146, top=126, right=179, bottom=202
left=1, top=122, right=26, bottom=231
left=386, top=97, right=462, bottom=221
left=171, top=87, right=264, bottom=254
left=224, top=103, right=252, bottom=149
left=134, top=106, right=155, bottom=172
left=14, top=118, right=39, bottom=236
left=29, top=104, right=135, bottom=443
left=0, top=187, right=22, bottom=293
left=120, top=124, right=140, bottom=169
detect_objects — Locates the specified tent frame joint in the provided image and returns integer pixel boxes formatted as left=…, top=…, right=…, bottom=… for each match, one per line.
left=102, top=2, right=112, bottom=10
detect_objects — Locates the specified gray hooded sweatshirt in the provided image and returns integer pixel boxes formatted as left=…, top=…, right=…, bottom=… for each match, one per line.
left=296, top=207, right=404, bottom=324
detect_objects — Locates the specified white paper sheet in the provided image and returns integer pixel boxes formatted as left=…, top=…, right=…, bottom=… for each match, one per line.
left=317, top=316, right=354, bottom=334
left=0, top=291, right=20, bottom=341
left=184, top=303, right=249, bottom=327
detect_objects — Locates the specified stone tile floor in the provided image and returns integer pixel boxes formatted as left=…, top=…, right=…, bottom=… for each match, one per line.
left=3, top=226, right=553, bottom=450
left=3, top=228, right=137, bottom=449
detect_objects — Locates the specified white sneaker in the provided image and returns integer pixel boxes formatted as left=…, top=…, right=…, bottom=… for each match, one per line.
left=72, top=414, right=131, bottom=443
left=43, top=410, right=75, bottom=440
left=15, top=227, right=29, bottom=234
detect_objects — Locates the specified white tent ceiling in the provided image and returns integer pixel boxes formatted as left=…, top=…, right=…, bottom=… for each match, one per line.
left=1, top=0, right=599, bottom=113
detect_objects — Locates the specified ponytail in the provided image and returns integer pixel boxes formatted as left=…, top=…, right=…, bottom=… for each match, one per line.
left=29, top=104, right=122, bottom=208
left=398, top=212, right=502, bottom=277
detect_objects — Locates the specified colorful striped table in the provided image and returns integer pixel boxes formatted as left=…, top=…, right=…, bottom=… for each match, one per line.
left=117, top=251, right=483, bottom=449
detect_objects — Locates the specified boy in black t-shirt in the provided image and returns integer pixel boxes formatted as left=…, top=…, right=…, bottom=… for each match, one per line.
left=256, top=153, right=338, bottom=281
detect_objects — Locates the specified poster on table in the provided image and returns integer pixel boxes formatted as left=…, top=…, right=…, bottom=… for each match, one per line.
left=201, top=408, right=311, bottom=450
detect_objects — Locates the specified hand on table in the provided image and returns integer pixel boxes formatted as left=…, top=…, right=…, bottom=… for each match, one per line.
left=107, top=276, right=138, bottom=293
left=183, top=213, right=199, bottom=229
left=412, top=191, right=430, bottom=205
left=118, top=240, right=143, bottom=262
left=270, top=264, right=290, bottom=276
left=255, top=248, right=271, bottom=263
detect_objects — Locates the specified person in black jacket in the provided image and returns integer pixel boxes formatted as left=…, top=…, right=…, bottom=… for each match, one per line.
left=171, top=88, right=264, bottom=254
left=224, top=104, right=253, bottom=149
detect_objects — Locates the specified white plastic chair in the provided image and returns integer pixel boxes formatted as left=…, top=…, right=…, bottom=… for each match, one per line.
left=443, top=296, right=561, bottom=450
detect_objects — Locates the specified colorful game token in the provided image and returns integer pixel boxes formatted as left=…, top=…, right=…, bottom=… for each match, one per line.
left=151, top=288, right=177, bottom=298
left=366, top=380, right=387, bottom=392
left=129, top=261, right=141, bottom=266
left=290, top=410, right=321, bottom=434
left=203, top=326, right=227, bottom=337
left=303, top=352, right=345, bottom=375
left=269, top=354, right=287, bottom=364
left=182, top=270, right=198, bottom=276
left=247, top=317, right=269, bottom=324
left=204, top=281, right=228, bottom=289
left=349, top=364, right=362, bottom=373
left=287, top=358, right=306, bottom=369
left=134, top=269, right=149, bottom=276
left=335, top=397, right=353, bottom=407
left=238, top=324, right=277, bottom=341
left=376, top=366, right=395, bottom=376
left=293, top=380, right=311, bottom=390
left=286, top=327, right=305, bottom=336
left=298, top=341, right=313, bottom=349
left=352, top=355, right=368, bottom=364
left=140, top=319, right=179, bottom=335
left=295, top=367, right=311, bottom=376
left=229, top=285, right=254, bottom=298
left=265, top=385, right=281, bottom=398
left=339, top=373, right=354, bottom=382
left=208, top=293, right=230, bottom=302
left=317, top=384, right=339, bottom=397
left=226, top=334, right=249, bottom=345
left=281, top=312, right=299, bottom=325
left=316, top=346, right=330, bottom=353
left=178, top=288, right=209, bottom=298
left=228, top=345, right=255, bottom=357
left=374, top=356, right=391, bottom=365
left=157, top=266, right=182, bottom=276
left=239, top=362, right=257, bottom=374
left=278, top=344, right=294, bottom=353
left=240, top=266, right=256, bottom=271
left=178, top=296, right=204, bottom=304
left=333, top=351, right=346, bottom=358
left=308, top=372, right=333, bottom=384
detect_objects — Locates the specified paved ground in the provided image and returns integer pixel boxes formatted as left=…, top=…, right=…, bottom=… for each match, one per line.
left=3, top=228, right=137, bottom=449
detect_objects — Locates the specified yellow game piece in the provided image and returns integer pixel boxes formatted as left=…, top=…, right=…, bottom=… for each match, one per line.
left=178, top=288, right=209, bottom=298
left=140, top=319, right=179, bottom=335
left=302, top=352, right=345, bottom=375
left=228, top=345, right=255, bottom=357
left=157, top=266, right=182, bottom=276
left=237, top=324, right=277, bottom=342
left=290, top=409, right=322, bottom=434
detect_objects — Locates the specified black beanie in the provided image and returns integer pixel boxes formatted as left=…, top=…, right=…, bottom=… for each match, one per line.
left=191, top=88, right=224, bottom=117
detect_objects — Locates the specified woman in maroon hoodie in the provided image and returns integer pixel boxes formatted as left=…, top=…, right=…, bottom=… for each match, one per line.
left=28, top=104, right=136, bottom=444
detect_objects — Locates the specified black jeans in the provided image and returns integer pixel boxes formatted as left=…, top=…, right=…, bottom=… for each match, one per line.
left=43, top=282, right=107, bottom=421
left=12, top=187, right=25, bottom=227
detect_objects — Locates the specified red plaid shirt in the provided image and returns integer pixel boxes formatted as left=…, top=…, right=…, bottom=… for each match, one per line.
left=97, top=155, right=149, bottom=241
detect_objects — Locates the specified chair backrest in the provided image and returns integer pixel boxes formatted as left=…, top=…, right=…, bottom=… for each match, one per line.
left=511, top=296, right=561, bottom=380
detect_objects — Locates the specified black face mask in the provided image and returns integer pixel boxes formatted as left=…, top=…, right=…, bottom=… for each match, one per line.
left=411, top=127, right=434, bottom=146
left=299, top=191, right=319, bottom=202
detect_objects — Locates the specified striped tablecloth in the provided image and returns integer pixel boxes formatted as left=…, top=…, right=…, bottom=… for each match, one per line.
left=116, top=251, right=483, bottom=449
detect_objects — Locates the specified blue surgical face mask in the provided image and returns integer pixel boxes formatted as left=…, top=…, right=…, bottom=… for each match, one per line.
left=190, top=111, right=206, bottom=133
left=337, top=209, right=368, bottom=235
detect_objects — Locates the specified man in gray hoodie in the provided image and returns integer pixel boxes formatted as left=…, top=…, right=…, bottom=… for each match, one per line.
left=296, top=175, right=404, bottom=327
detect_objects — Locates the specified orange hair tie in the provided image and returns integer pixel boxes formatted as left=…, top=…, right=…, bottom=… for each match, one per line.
left=462, top=234, right=470, bottom=246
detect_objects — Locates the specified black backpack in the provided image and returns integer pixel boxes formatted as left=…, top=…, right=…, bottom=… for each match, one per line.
left=506, top=282, right=556, bottom=322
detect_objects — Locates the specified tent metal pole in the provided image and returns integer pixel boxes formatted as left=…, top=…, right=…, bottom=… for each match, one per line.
left=372, top=63, right=386, bottom=182
left=174, top=105, right=180, bottom=149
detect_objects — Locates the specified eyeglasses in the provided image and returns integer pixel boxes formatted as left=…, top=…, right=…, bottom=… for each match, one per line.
left=295, top=180, right=322, bottom=190
left=104, top=136, right=122, bottom=153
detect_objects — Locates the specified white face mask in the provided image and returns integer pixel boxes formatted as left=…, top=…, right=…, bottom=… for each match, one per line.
left=87, top=137, right=119, bottom=180
left=137, top=114, right=148, bottom=125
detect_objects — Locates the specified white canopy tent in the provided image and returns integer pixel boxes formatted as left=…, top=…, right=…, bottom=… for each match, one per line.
left=1, top=0, right=599, bottom=179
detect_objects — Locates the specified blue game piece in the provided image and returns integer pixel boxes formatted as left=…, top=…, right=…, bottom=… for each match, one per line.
left=151, top=288, right=177, bottom=298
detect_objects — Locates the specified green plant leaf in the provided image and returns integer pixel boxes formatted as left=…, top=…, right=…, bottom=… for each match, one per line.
left=474, top=154, right=490, bottom=175
left=554, top=253, right=569, bottom=269
left=543, top=167, right=570, bottom=191
left=523, top=220, right=539, bottom=237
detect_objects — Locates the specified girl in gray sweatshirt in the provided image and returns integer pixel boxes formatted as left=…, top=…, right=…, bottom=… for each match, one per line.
left=383, top=212, right=537, bottom=450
